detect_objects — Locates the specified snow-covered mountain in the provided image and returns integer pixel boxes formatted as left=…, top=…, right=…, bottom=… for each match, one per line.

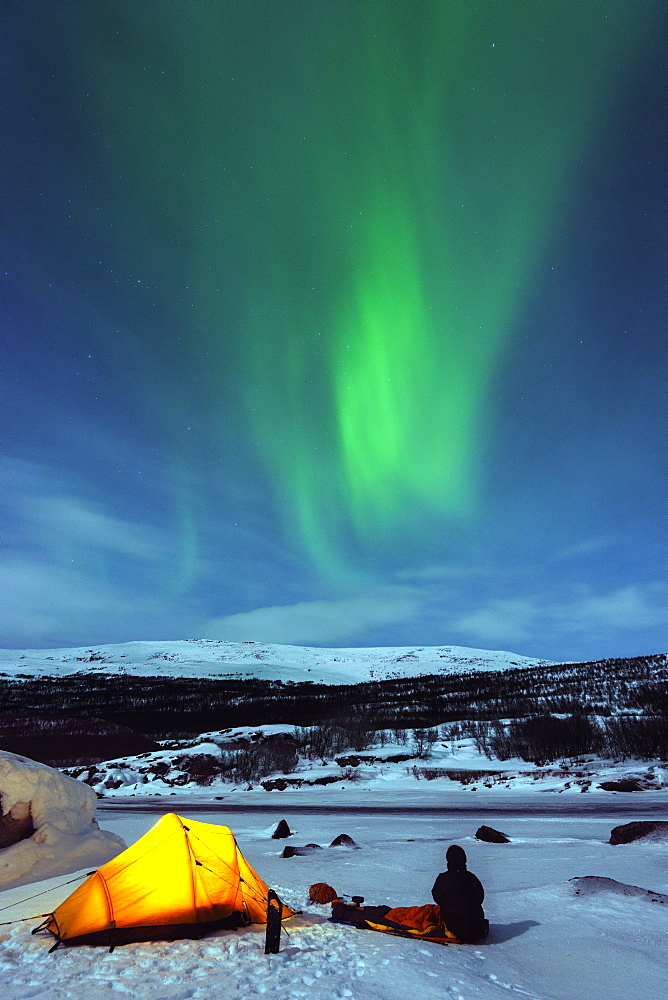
left=0, top=639, right=552, bottom=684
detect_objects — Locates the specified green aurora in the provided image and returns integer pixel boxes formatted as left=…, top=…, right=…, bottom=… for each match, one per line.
left=4, top=1, right=665, bottom=655
left=231, top=3, right=647, bottom=579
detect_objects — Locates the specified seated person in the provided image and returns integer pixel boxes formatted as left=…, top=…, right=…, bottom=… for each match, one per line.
left=431, top=844, right=488, bottom=943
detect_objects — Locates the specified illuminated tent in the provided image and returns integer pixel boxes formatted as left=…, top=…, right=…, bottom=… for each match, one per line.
left=38, top=813, right=295, bottom=948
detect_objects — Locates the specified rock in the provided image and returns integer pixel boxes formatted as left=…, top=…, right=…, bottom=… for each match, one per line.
left=262, top=778, right=288, bottom=791
left=329, top=833, right=360, bottom=849
left=571, top=876, right=668, bottom=903
left=599, top=779, right=645, bottom=792
left=281, top=843, right=323, bottom=858
left=335, top=756, right=360, bottom=767
left=271, top=819, right=292, bottom=839
left=609, top=821, right=668, bottom=845
left=475, top=825, right=510, bottom=843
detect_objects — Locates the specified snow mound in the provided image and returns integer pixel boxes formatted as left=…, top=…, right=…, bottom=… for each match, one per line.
left=570, top=876, right=668, bottom=904
left=0, top=751, right=126, bottom=887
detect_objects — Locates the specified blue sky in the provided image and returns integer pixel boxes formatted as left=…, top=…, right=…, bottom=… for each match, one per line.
left=2, top=2, right=666, bottom=660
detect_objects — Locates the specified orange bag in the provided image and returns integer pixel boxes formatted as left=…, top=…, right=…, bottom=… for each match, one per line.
left=308, top=882, right=338, bottom=904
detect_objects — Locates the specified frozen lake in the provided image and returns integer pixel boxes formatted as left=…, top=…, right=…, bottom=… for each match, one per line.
left=97, top=795, right=668, bottom=905
left=2, top=792, right=667, bottom=1000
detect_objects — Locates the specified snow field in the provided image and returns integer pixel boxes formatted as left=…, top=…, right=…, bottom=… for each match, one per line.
left=0, top=638, right=550, bottom=683
left=0, top=911, right=511, bottom=1000
left=1, top=803, right=666, bottom=1000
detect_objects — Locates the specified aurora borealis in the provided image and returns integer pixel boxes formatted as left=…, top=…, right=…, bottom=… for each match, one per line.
left=3, top=1, right=666, bottom=659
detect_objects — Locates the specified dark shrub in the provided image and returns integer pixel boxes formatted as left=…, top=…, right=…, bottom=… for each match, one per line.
left=491, top=714, right=603, bottom=764
left=603, top=717, right=668, bottom=760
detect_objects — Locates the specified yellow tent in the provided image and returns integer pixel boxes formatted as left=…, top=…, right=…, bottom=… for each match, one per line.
left=40, top=813, right=295, bottom=948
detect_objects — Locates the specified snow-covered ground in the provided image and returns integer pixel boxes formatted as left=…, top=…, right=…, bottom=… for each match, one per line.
left=0, top=639, right=551, bottom=683
left=1, top=798, right=666, bottom=1000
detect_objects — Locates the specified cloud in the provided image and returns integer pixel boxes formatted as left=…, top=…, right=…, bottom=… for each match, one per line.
left=0, top=552, right=200, bottom=649
left=449, top=582, right=667, bottom=652
left=450, top=598, right=538, bottom=646
left=553, top=583, right=666, bottom=634
left=3, top=453, right=168, bottom=563
left=395, top=563, right=503, bottom=582
left=199, top=589, right=421, bottom=646
left=550, top=536, right=620, bottom=562
left=24, top=496, right=166, bottom=561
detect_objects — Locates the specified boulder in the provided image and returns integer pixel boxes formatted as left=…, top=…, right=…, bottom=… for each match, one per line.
left=599, top=779, right=645, bottom=792
left=475, top=825, right=510, bottom=844
left=329, top=833, right=360, bottom=849
left=281, top=843, right=323, bottom=858
left=271, top=819, right=292, bottom=839
left=571, top=876, right=668, bottom=903
left=609, top=821, right=668, bottom=845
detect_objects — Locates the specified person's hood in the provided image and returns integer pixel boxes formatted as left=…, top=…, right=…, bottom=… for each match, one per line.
left=446, top=844, right=467, bottom=871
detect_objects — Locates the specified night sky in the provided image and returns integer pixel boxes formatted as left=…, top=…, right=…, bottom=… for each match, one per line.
left=2, top=1, right=666, bottom=660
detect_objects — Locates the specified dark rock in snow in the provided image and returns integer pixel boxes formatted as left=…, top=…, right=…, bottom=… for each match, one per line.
left=598, top=768, right=665, bottom=791
left=475, top=825, right=510, bottom=844
left=571, top=877, right=668, bottom=904
left=262, top=778, right=289, bottom=791
left=609, top=821, right=668, bottom=845
left=599, top=779, right=645, bottom=792
left=271, top=819, right=292, bottom=839
left=329, top=833, right=360, bottom=849
left=281, top=843, right=323, bottom=858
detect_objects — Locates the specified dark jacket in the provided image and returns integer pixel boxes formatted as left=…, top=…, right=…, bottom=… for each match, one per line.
left=431, top=856, right=486, bottom=943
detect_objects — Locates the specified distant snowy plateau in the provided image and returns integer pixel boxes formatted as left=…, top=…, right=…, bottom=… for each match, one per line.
left=0, top=638, right=551, bottom=683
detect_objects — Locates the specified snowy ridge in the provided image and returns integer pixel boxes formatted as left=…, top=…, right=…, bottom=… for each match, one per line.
left=0, top=639, right=551, bottom=684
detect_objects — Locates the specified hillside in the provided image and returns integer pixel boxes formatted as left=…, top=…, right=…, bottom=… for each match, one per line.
left=0, top=651, right=664, bottom=742
left=0, top=639, right=550, bottom=684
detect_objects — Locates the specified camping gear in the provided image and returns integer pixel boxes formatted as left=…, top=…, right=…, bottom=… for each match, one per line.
left=330, top=898, right=479, bottom=945
left=35, top=813, right=295, bottom=949
left=264, top=889, right=283, bottom=953
left=308, top=882, right=338, bottom=904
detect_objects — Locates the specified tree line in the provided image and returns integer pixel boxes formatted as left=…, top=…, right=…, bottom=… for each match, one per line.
left=0, top=652, right=664, bottom=739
